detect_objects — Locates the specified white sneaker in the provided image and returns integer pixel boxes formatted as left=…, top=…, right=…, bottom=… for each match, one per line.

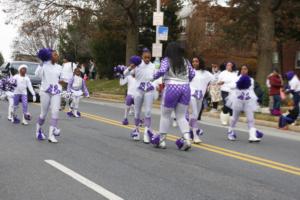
left=143, top=127, right=152, bottom=144
left=22, top=115, right=28, bottom=125
left=131, top=129, right=140, bottom=141
left=151, top=134, right=167, bottom=149
left=193, top=133, right=202, bottom=144
left=73, top=110, right=80, bottom=118
left=48, top=126, right=58, bottom=143
left=227, top=129, right=237, bottom=141
left=249, top=128, right=260, bottom=143
left=182, top=133, right=192, bottom=151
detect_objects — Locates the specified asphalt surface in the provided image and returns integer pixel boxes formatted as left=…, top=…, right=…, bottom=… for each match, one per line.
left=0, top=99, right=300, bottom=200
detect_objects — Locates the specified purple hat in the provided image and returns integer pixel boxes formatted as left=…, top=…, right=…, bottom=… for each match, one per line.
left=236, top=75, right=251, bottom=90
left=129, top=56, right=142, bottom=66
left=37, top=48, right=53, bottom=62
left=286, top=71, right=295, bottom=81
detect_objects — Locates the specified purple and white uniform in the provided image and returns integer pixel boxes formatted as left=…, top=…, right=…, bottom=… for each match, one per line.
left=12, top=74, right=35, bottom=121
left=124, top=60, right=156, bottom=130
left=35, top=61, right=63, bottom=132
left=67, top=75, right=89, bottom=114
left=189, top=70, right=213, bottom=131
left=153, top=57, right=195, bottom=138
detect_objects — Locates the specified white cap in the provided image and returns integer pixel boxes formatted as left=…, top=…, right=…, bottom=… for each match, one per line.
left=18, top=64, right=28, bottom=72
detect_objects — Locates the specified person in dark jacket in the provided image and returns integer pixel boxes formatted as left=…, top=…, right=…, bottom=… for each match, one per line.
left=267, top=68, right=283, bottom=116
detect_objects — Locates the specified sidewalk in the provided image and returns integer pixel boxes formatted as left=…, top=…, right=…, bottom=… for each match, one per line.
left=91, top=92, right=300, bottom=132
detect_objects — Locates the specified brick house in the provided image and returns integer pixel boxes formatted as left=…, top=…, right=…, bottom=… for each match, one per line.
left=178, top=4, right=300, bottom=76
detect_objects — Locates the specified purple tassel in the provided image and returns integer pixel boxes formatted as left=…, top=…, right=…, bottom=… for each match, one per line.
left=256, top=130, right=264, bottom=139
left=151, top=134, right=161, bottom=146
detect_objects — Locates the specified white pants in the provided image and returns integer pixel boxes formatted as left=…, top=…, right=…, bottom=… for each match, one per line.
left=38, top=91, right=61, bottom=127
left=134, top=90, right=154, bottom=128
left=159, top=103, right=190, bottom=136
left=190, top=97, right=203, bottom=120
left=71, top=95, right=81, bottom=110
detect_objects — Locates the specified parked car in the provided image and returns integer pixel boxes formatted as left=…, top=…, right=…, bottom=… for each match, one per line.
left=0, top=61, right=41, bottom=102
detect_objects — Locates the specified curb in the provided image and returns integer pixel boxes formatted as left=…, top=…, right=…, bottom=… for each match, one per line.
left=91, top=94, right=300, bottom=132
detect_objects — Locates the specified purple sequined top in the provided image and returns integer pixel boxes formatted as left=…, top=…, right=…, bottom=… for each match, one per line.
left=153, top=58, right=195, bottom=83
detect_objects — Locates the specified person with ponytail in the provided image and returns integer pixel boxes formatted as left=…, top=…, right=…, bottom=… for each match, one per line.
left=151, top=42, right=195, bottom=151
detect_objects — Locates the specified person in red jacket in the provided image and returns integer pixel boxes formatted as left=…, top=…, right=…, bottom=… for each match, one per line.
left=267, top=68, right=283, bottom=116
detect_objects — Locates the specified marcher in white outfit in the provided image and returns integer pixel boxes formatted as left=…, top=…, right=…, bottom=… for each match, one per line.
left=124, top=49, right=156, bottom=144
left=189, top=57, right=213, bottom=144
left=226, top=65, right=263, bottom=142
left=67, top=67, right=90, bottom=118
left=12, top=65, right=36, bottom=125
left=35, top=48, right=63, bottom=143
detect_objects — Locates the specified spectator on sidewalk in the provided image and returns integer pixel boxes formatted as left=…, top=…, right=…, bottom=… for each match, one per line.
left=268, top=68, right=283, bottom=116
left=89, top=59, right=97, bottom=80
left=209, top=64, right=222, bottom=112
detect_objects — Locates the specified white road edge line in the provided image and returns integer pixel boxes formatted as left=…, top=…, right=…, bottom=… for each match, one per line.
left=45, top=160, right=124, bottom=200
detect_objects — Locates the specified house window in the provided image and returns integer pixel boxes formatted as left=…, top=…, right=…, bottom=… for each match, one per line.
left=296, top=51, right=300, bottom=69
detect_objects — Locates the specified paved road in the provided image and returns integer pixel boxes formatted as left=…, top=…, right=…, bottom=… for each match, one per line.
left=0, top=99, right=300, bottom=200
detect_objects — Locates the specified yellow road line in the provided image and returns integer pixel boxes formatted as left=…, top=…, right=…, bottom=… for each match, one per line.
left=81, top=112, right=300, bottom=176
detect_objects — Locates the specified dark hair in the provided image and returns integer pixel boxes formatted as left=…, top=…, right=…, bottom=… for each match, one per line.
left=192, top=56, right=206, bottom=70
left=238, top=64, right=252, bottom=76
left=164, top=42, right=185, bottom=75
left=227, top=61, right=237, bottom=71
left=64, top=54, right=75, bottom=63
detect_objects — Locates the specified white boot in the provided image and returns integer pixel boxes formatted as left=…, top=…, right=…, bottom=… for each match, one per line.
left=227, top=127, right=237, bottom=141
left=249, top=128, right=260, bottom=143
left=220, top=112, right=230, bottom=126
left=53, top=127, right=61, bottom=137
left=151, top=134, right=167, bottom=149
left=48, top=126, right=58, bottom=143
left=36, top=124, right=46, bottom=140
left=193, top=128, right=203, bottom=144
left=143, top=127, right=152, bottom=144
left=183, top=133, right=192, bottom=151
left=22, top=115, right=28, bottom=125
left=73, top=110, right=80, bottom=118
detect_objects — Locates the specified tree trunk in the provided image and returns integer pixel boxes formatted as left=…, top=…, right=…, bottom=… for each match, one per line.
left=256, top=0, right=275, bottom=84
left=125, top=23, right=139, bottom=64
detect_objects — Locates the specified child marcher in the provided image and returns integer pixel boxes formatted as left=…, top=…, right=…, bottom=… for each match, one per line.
left=67, top=67, right=90, bottom=118
left=12, top=65, right=36, bottom=125
left=151, top=42, right=195, bottom=151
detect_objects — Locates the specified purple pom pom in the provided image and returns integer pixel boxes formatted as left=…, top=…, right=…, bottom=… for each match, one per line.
left=236, top=75, right=251, bottom=90
left=129, top=56, right=142, bottom=66
left=37, top=48, right=53, bottom=62
left=286, top=71, right=295, bottom=81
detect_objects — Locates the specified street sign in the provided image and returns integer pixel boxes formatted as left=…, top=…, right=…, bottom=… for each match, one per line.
left=158, top=26, right=168, bottom=41
left=153, top=12, right=164, bottom=26
left=152, top=43, right=163, bottom=58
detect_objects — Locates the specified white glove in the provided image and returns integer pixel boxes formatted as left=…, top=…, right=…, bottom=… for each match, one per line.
left=32, top=95, right=37, bottom=102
